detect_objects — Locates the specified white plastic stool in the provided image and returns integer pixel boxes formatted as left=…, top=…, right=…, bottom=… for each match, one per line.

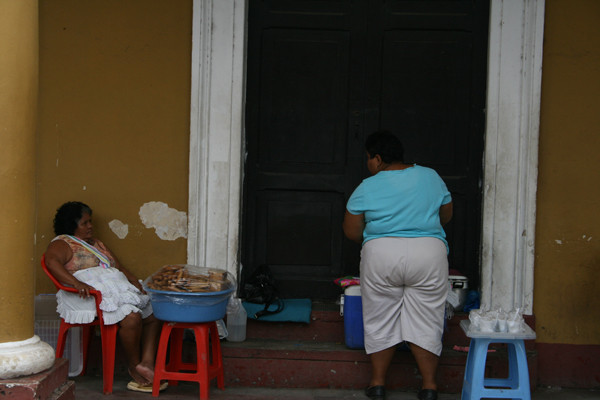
left=460, top=320, right=536, bottom=400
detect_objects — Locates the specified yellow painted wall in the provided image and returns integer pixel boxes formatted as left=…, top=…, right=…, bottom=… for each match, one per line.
left=34, top=0, right=600, bottom=349
left=534, top=0, right=600, bottom=344
left=35, top=0, right=192, bottom=294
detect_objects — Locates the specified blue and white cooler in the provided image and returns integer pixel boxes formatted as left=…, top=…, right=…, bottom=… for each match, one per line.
left=341, top=285, right=364, bottom=349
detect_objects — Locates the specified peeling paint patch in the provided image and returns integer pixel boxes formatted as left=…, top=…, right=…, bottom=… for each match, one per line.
left=554, top=239, right=563, bottom=245
left=109, top=219, right=129, bottom=239
left=139, top=202, right=187, bottom=241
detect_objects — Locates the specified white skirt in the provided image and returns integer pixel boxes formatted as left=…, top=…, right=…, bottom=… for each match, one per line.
left=360, top=237, right=448, bottom=356
left=56, top=266, right=153, bottom=325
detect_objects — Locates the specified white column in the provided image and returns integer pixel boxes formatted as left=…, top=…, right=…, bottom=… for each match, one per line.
left=481, top=0, right=545, bottom=314
left=187, top=0, right=246, bottom=275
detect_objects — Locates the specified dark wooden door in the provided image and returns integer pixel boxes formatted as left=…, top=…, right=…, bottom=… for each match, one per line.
left=242, top=0, right=489, bottom=300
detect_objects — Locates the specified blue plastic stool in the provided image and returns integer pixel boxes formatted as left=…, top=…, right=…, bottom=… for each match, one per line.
left=460, top=320, right=535, bottom=400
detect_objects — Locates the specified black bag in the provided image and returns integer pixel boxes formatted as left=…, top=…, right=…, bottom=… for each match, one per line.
left=242, top=264, right=284, bottom=319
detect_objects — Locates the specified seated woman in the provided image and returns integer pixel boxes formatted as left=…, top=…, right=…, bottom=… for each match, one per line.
left=44, top=201, right=161, bottom=388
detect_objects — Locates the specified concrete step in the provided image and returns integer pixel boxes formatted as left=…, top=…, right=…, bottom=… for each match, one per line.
left=217, top=308, right=537, bottom=393
left=48, top=380, right=75, bottom=400
left=242, top=307, right=534, bottom=350
left=220, top=337, right=537, bottom=393
left=81, top=306, right=538, bottom=394
left=0, top=358, right=71, bottom=400
left=243, top=306, right=472, bottom=347
left=243, top=307, right=346, bottom=342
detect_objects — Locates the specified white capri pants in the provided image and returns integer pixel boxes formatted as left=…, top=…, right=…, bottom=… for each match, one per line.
left=360, top=237, right=448, bottom=356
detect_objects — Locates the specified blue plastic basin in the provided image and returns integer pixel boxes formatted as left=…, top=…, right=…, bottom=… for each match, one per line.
left=146, top=287, right=234, bottom=323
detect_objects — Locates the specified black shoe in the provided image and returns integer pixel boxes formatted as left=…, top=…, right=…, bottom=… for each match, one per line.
left=417, top=389, right=438, bottom=400
left=365, top=385, right=386, bottom=400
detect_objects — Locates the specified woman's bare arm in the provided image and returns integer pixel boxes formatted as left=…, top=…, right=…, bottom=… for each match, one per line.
left=440, top=202, right=453, bottom=226
left=44, top=240, right=94, bottom=297
left=343, top=210, right=365, bottom=244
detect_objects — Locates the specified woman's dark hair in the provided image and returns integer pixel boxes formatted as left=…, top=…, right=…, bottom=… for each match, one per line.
left=53, top=201, right=92, bottom=236
left=365, top=130, right=404, bottom=163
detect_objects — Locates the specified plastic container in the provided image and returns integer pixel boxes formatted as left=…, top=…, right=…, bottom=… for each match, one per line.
left=460, top=320, right=536, bottom=340
left=144, top=264, right=236, bottom=323
left=449, top=275, right=469, bottom=311
left=146, top=286, right=235, bottom=322
left=34, top=294, right=83, bottom=377
left=226, top=297, right=247, bottom=342
left=342, top=285, right=364, bottom=349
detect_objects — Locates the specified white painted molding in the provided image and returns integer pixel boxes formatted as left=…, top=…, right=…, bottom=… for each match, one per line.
left=188, top=0, right=246, bottom=275
left=188, top=0, right=212, bottom=268
left=0, top=335, right=55, bottom=379
left=481, top=0, right=545, bottom=314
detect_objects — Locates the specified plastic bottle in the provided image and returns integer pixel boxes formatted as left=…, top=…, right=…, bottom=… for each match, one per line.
left=226, top=297, right=247, bottom=342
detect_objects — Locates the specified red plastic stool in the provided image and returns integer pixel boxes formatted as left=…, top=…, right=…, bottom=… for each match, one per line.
left=152, top=321, right=224, bottom=399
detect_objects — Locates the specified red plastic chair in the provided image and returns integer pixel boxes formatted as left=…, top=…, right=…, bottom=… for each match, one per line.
left=41, top=254, right=119, bottom=395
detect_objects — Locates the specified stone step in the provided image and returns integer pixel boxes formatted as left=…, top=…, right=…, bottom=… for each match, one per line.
left=244, top=307, right=473, bottom=347
left=220, top=337, right=538, bottom=393
left=82, top=306, right=537, bottom=394
left=219, top=309, right=537, bottom=393
left=244, top=308, right=346, bottom=342
left=0, top=358, right=70, bottom=400
left=48, top=380, right=75, bottom=400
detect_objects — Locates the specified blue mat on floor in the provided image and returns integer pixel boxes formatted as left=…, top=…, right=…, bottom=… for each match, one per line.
left=243, top=299, right=312, bottom=323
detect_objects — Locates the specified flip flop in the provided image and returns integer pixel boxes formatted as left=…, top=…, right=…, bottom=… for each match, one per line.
left=127, top=380, right=168, bottom=393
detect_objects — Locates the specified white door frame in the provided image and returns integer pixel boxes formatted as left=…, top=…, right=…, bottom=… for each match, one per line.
left=187, top=0, right=545, bottom=314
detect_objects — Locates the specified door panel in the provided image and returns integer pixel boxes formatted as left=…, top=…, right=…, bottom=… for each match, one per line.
left=377, top=30, right=474, bottom=272
left=244, top=0, right=488, bottom=299
left=259, top=29, right=350, bottom=173
left=258, top=191, right=344, bottom=269
left=379, top=31, right=471, bottom=168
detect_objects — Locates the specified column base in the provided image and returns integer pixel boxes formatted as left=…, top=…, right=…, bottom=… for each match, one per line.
left=0, top=335, right=55, bottom=379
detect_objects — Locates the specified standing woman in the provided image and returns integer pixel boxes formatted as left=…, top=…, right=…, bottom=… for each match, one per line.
left=44, top=201, right=162, bottom=389
left=343, top=131, right=453, bottom=400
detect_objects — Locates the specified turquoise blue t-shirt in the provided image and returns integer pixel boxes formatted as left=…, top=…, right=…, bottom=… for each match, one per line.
left=346, top=165, right=452, bottom=249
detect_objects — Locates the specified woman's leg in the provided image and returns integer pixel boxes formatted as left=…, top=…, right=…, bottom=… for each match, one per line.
left=138, top=314, right=161, bottom=374
left=369, top=345, right=397, bottom=387
left=409, top=342, right=439, bottom=390
left=400, top=238, right=447, bottom=392
left=360, top=239, right=406, bottom=389
left=119, top=312, right=148, bottom=384
left=119, top=312, right=161, bottom=384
